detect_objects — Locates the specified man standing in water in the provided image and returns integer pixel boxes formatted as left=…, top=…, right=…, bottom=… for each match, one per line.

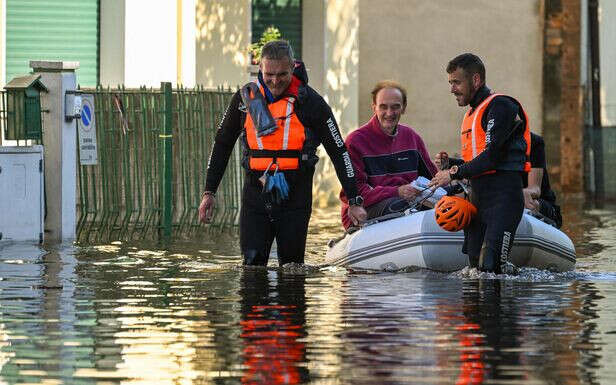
left=199, top=40, right=366, bottom=266
left=429, top=53, right=531, bottom=274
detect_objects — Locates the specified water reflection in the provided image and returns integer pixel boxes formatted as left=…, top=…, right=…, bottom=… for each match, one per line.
left=239, top=269, right=307, bottom=384
left=458, top=280, right=521, bottom=384
left=326, top=271, right=616, bottom=385
left=1, top=201, right=616, bottom=384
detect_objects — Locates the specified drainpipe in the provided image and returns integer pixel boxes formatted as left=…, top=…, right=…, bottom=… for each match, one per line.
left=588, top=0, right=603, bottom=198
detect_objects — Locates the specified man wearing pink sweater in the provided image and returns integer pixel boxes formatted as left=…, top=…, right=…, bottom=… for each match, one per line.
left=340, top=80, right=438, bottom=229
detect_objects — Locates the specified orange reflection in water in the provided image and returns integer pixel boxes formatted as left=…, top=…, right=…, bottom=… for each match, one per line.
left=238, top=269, right=308, bottom=385
left=455, top=322, right=485, bottom=385
left=240, top=304, right=305, bottom=385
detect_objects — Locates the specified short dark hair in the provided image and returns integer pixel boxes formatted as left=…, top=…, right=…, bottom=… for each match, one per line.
left=261, top=40, right=294, bottom=65
left=446, top=53, right=485, bottom=83
left=371, top=80, right=407, bottom=108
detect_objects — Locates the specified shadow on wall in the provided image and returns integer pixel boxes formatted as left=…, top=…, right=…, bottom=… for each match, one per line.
left=312, top=0, right=359, bottom=209
left=195, top=0, right=250, bottom=89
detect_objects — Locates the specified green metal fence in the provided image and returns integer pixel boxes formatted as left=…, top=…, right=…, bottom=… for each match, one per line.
left=76, top=83, right=241, bottom=243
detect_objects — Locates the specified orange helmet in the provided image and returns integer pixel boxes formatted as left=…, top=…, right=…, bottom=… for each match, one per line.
left=434, top=196, right=477, bottom=232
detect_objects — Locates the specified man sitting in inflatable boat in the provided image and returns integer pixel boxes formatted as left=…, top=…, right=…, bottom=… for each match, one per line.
left=339, top=80, right=438, bottom=229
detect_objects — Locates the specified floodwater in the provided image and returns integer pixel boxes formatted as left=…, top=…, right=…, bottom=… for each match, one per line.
left=1, top=197, right=616, bottom=384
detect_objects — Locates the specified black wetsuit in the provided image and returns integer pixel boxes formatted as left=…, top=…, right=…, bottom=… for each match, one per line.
left=205, top=62, right=359, bottom=266
left=450, top=85, right=528, bottom=273
left=529, top=133, right=562, bottom=228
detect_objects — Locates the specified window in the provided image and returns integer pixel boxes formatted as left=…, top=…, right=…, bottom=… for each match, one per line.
left=252, top=0, right=302, bottom=59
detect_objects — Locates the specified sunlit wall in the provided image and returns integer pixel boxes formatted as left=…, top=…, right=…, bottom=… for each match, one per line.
left=304, top=0, right=360, bottom=207
left=357, top=0, right=544, bottom=157
left=195, top=0, right=251, bottom=89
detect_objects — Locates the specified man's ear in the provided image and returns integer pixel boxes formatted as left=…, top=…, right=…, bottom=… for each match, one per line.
left=472, top=73, right=482, bottom=89
left=371, top=103, right=377, bottom=114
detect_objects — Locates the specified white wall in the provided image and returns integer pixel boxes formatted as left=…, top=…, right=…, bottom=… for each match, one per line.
left=181, top=0, right=196, bottom=87
left=99, top=0, right=126, bottom=86
left=600, top=0, right=616, bottom=126
left=100, top=0, right=196, bottom=88
left=124, top=1, right=177, bottom=86
left=1, top=0, right=5, bottom=87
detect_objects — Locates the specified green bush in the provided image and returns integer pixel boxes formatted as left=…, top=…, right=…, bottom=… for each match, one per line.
left=249, top=26, right=282, bottom=65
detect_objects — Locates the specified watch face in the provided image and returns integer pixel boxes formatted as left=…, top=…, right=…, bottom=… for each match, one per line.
left=350, top=196, right=363, bottom=206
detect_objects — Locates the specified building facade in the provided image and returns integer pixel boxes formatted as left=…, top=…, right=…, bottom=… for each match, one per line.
left=2, top=0, right=615, bottom=199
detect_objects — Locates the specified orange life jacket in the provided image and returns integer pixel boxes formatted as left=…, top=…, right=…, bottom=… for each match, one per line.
left=244, top=83, right=305, bottom=171
left=460, top=93, right=531, bottom=174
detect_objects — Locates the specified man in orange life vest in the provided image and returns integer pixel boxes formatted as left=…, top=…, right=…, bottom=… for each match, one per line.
left=429, top=53, right=531, bottom=274
left=199, top=40, right=367, bottom=266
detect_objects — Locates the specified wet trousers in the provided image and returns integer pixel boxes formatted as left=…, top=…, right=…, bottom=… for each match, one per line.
left=464, top=171, right=524, bottom=274
left=240, top=171, right=313, bottom=266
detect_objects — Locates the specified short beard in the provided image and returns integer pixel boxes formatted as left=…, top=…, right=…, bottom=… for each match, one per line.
left=465, top=80, right=482, bottom=105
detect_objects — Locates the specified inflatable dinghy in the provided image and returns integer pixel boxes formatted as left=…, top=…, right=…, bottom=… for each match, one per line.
left=326, top=179, right=575, bottom=272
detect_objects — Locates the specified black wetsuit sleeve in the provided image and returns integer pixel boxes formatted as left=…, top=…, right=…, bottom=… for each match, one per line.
left=304, top=92, right=359, bottom=199
left=456, top=96, right=519, bottom=179
left=443, top=158, right=465, bottom=195
left=449, top=157, right=465, bottom=167
left=530, top=134, right=558, bottom=204
left=205, top=90, right=243, bottom=193
left=530, top=134, right=546, bottom=168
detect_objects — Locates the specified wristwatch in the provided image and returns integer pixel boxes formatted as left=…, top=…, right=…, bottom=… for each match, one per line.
left=449, top=165, right=459, bottom=179
left=348, top=195, right=364, bottom=206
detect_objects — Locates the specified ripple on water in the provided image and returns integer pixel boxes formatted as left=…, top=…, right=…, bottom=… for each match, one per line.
left=92, top=256, right=145, bottom=266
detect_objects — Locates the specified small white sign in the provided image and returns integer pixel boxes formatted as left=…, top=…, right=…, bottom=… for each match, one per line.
left=78, top=95, right=98, bottom=165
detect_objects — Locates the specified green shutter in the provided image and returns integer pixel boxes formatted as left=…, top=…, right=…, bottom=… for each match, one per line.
left=6, top=0, right=99, bottom=87
left=252, top=0, right=302, bottom=59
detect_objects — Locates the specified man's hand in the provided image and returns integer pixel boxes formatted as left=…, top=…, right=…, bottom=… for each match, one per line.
left=398, top=184, right=420, bottom=201
left=348, top=205, right=367, bottom=226
left=428, top=169, right=452, bottom=189
left=523, top=188, right=540, bottom=212
left=434, top=151, right=449, bottom=170
left=198, top=193, right=216, bottom=223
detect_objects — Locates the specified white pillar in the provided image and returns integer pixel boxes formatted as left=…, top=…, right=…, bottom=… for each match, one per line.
left=30, top=60, right=79, bottom=241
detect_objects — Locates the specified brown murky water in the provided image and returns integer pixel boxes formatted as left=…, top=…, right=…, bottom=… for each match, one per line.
left=1, top=197, right=616, bottom=384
